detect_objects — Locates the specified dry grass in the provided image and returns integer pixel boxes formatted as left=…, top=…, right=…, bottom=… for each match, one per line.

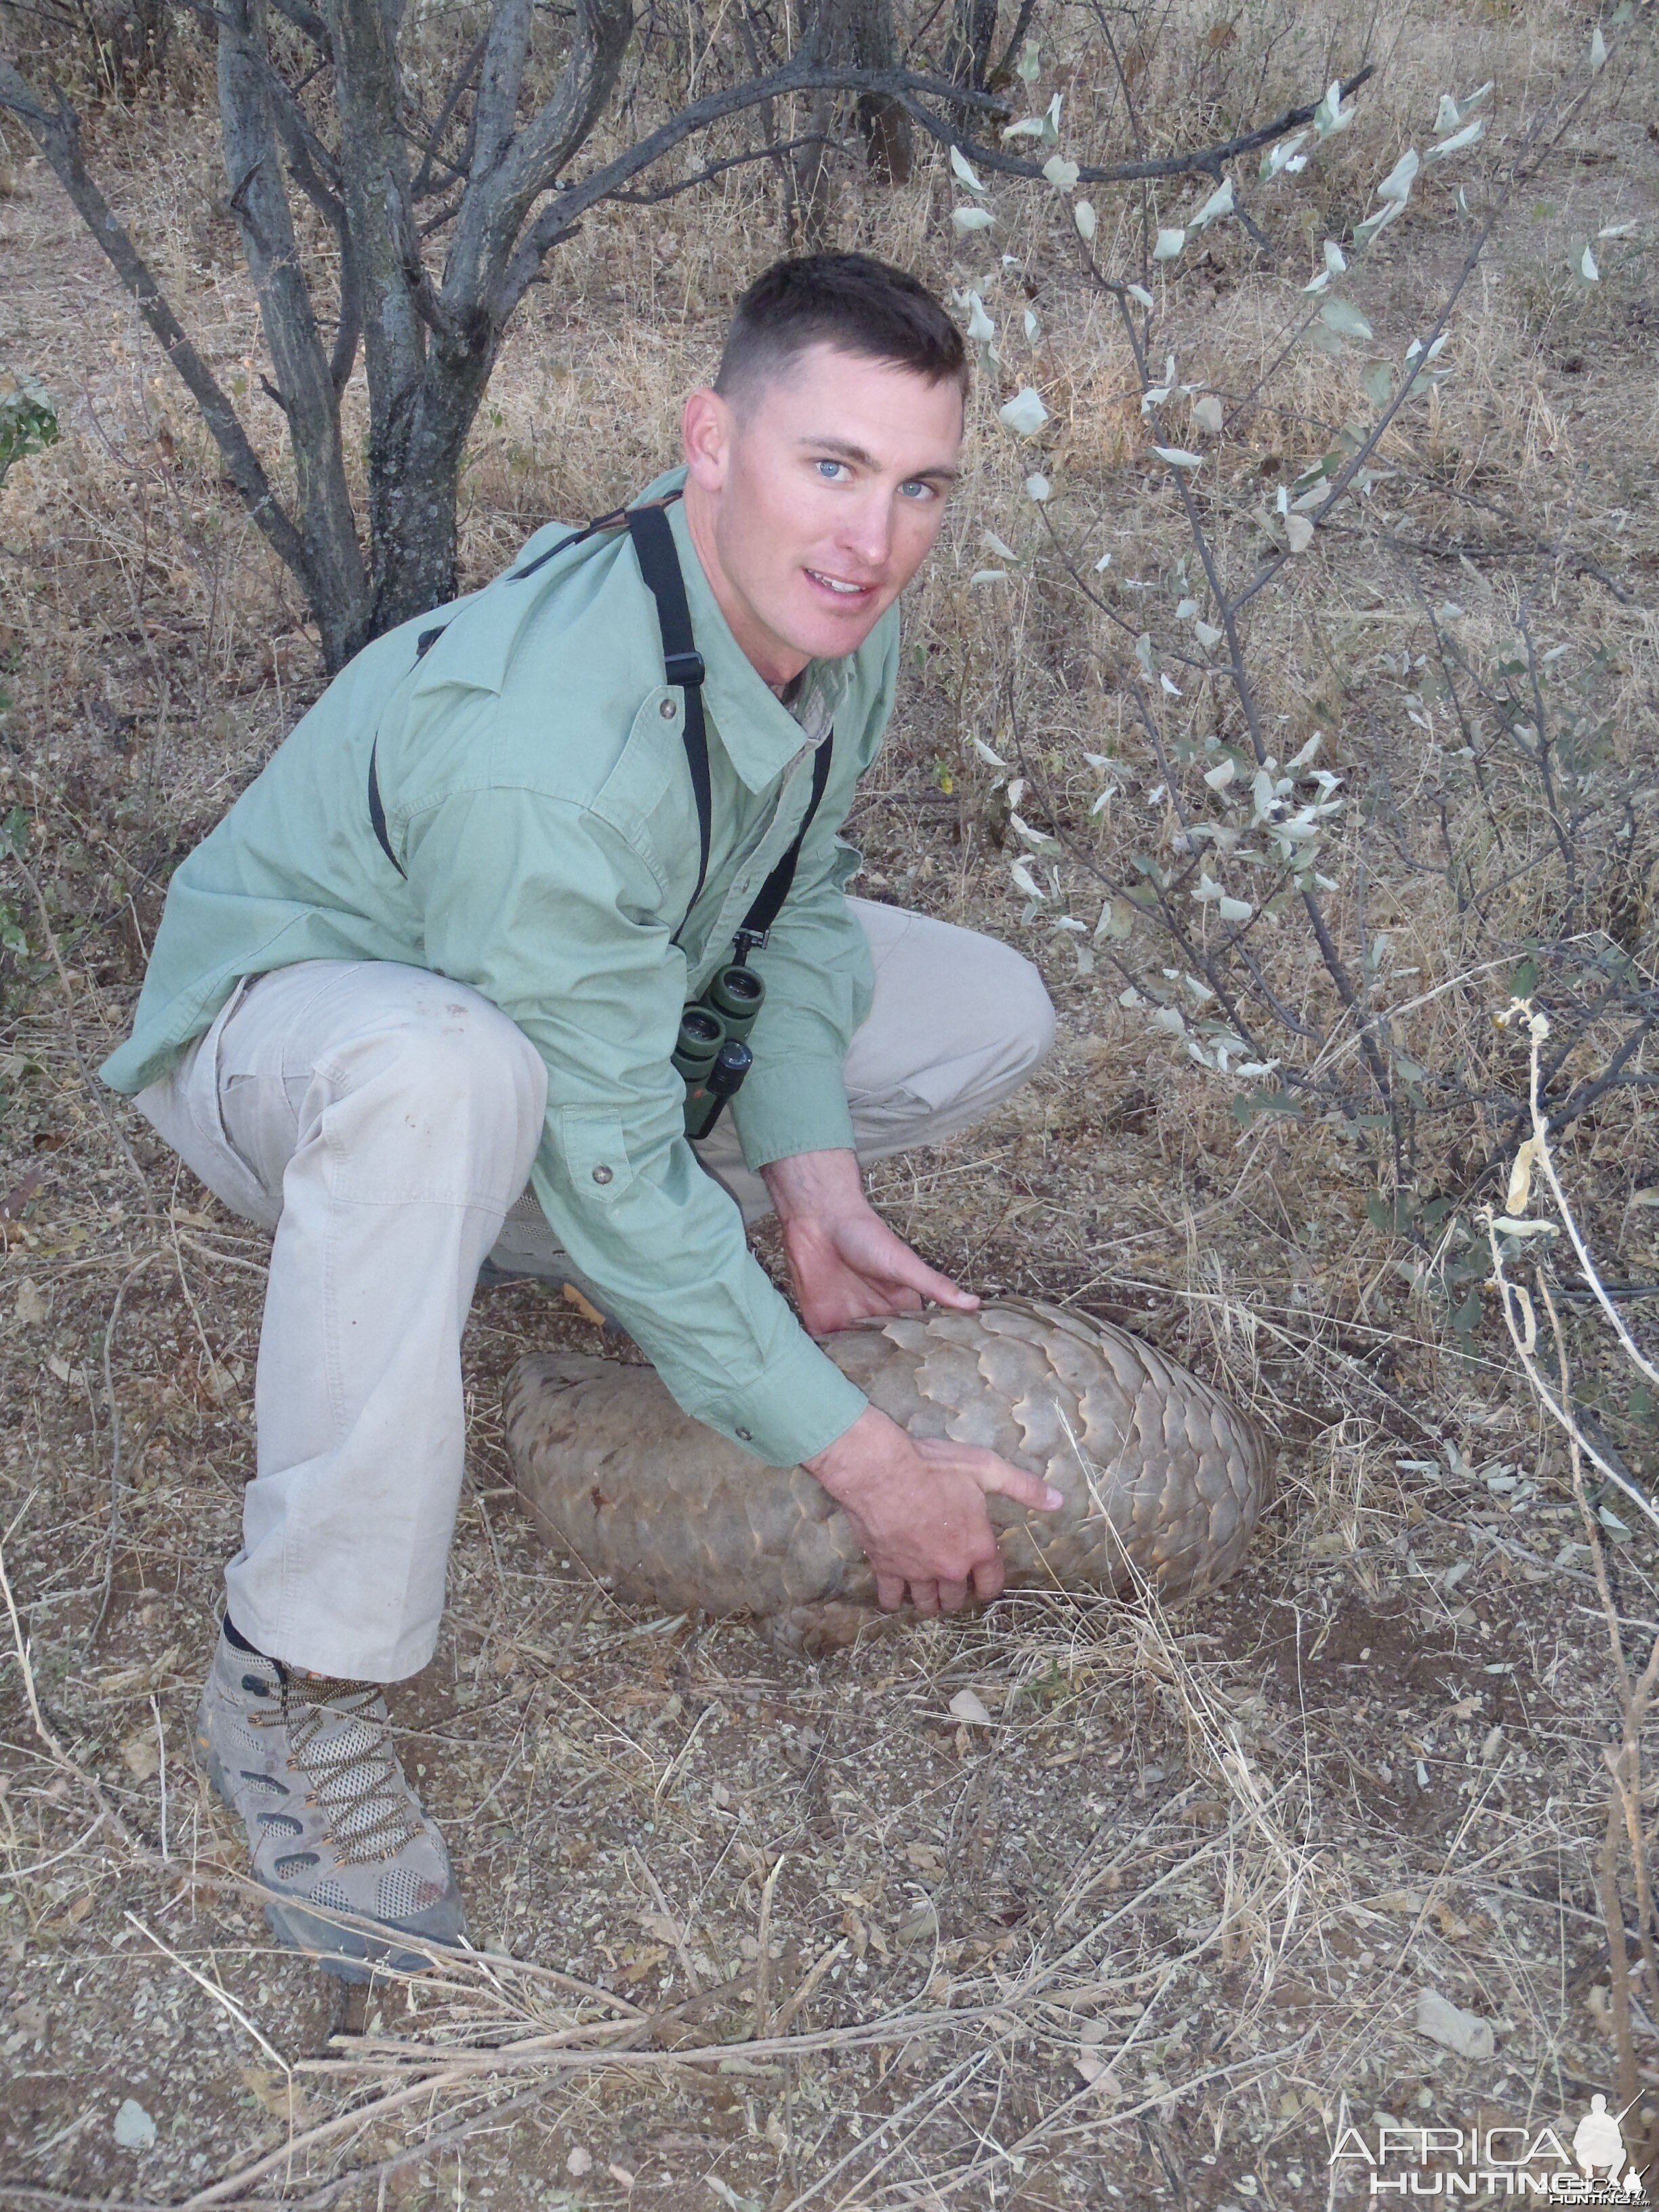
left=1, top=0, right=1658, bottom=2203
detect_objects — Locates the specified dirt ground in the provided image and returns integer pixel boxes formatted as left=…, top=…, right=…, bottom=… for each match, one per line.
left=2, top=3, right=1658, bottom=2206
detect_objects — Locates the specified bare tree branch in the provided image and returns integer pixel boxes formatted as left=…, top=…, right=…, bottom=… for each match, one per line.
left=909, top=61, right=1376, bottom=188
left=473, top=0, right=531, bottom=182
left=601, top=131, right=852, bottom=206
left=218, top=0, right=366, bottom=644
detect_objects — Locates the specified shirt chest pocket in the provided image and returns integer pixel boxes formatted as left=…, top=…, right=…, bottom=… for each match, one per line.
left=556, top=1106, right=636, bottom=1205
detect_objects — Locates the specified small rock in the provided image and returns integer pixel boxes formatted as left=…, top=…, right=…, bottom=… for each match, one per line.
left=1415, top=1987, right=1496, bottom=2059
left=566, top=2147, right=592, bottom=2176
left=14, top=1280, right=47, bottom=1326
left=120, top=1731, right=161, bottom=1782
left=894, top=1905, right=939, bottom=1949
left=113, top=2099, right=157, bottom=2151
left=1073, top=2051, right=1123, bottom=2095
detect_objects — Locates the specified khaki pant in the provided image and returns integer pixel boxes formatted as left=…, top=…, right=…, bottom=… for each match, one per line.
left=136, top=897, right=1054, bottom=1679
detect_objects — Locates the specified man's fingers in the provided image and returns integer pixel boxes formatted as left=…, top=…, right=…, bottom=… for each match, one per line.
left=970, top=1553, right=1007, bottom=1605
left=967, top=1453, right=1065, bottom=1515
left=937, top=1578, right=970, bottom=1614
left=909, top=1579, right=941, bottom=1616
left=875, top=1572, right=908, bottom=1611
left=897, top=1253, right=979, bottom=1311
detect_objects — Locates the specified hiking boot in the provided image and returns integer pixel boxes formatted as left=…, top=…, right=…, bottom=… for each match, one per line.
left=196, top=1626, right=465, bottom=1981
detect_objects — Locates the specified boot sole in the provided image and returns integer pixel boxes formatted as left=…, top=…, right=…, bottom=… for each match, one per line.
left=199, top=1734, right=466, bottom=1983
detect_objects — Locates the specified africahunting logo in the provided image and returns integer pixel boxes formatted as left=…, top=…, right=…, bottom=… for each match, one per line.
left=1328, top=2096, right=1650, bottom=2201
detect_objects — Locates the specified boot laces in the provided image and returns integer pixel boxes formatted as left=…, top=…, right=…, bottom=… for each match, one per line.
left=281, top=1676, right=423, bottom=1864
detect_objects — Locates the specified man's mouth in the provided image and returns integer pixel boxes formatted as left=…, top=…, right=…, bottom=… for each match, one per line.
left=805, top=567, right=878, bottom=600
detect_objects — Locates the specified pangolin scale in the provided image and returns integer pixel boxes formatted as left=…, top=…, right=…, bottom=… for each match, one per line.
left=503, top=1299, right=1269, bottom=1642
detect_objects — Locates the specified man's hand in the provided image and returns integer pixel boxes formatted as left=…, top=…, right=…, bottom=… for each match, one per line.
left=762, top=1147, right=976, bottom=1336
left=806, top=1404, right=1063, bottom=1614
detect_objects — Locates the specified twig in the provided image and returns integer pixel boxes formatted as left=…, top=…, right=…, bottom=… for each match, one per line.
left=87, top=1252, right=163, bottom=1650
left=754, top=1850, right=784, bottom=2039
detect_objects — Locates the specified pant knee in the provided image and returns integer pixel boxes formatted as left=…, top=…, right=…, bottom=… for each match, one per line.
left=1000, top=948, right=1058, bottom=1080
left=324, top=990, right=546, bottom=1199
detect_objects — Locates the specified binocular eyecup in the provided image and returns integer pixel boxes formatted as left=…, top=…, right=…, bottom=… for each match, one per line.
left=674, top=960, right=767, bottom=1137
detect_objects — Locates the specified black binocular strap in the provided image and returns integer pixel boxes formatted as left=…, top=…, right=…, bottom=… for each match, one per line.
left=626, top=502, right=712, bottom=934
left=738, top=733, right=834, bottom=947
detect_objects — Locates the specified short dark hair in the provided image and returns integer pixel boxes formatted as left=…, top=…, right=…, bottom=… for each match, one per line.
left=716, top=254, right=968, bottom=406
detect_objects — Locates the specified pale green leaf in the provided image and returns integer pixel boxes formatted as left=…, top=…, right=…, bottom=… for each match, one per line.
left=999, top=386, right=1050, bottom=436
left=1376, top=148, right=1420, bottom=204
left=1353, top=200, right=1404, bottom=253
left=1187, top=177, right=1234, bottom=230
left=1191, top=394, right=1223, bottom=435
left=1152, top=445, right=1202, bottom=469
left=1261, top=129, right=1308, bottom=180
left=1320, top=295, right=1374, bottom=340
left=1590, top=24, right=1607, bottom=68
left=1313, top=80, right=1355, bottom=138
left=950, top=145, right=986, bottom=193
left=1153, top=227, right=1186, bottom=261
left=1073, top=199, right=1097, bottom=242
left=1427, top=116, right=1485, bottom=159
left=1042, top=155, right=1080, bottom=192
left=951, top=205, right=995, bottom=234
left=1024, top=472, right=1051, bottom=501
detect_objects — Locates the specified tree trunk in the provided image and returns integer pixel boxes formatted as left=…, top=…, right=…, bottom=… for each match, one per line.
left=218, top=0, right=369, bottom=668
left=795, top=0, right=910, bottom=249
left=944, top=0, right=998, bottom=96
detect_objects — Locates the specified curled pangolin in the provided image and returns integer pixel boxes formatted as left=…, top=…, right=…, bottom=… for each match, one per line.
left=502, top=1299, right=1269, bottom=1645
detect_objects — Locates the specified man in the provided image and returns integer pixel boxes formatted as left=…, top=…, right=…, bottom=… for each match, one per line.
left=102, top=254, right=1060, bottom=1978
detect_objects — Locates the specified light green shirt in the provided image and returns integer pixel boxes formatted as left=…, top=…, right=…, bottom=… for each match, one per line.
left=101, top=470, right=893, bottom=1467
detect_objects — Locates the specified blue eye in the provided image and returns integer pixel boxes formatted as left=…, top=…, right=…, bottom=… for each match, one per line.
left=899, top=480, right=934, bottom=501
left=815, top=459, right=848, bottom=481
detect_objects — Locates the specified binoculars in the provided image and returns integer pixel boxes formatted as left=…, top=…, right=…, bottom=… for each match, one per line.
left=673, top=960, right=765, bottom=1138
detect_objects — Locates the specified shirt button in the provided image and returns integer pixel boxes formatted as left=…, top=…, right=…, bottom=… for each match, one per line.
left=591, top=1164, right=614, bottom=1185
left=659, top=697, right=678, bottom=720
left=736, top=1426, right=753, bottom=1442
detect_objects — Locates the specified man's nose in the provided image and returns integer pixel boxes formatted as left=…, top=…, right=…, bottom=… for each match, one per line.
left=837, top=491, right=894, bottom=573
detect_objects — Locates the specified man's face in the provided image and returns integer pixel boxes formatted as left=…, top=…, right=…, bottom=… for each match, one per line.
left=681, top=342, right=964, bottom=686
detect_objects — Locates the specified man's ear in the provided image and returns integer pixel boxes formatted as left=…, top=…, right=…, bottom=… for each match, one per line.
left=682, top=386, right=732, bottom=493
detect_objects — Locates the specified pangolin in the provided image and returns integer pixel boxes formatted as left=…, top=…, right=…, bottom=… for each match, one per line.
left=502, top=1298, right=1269, bottom=1645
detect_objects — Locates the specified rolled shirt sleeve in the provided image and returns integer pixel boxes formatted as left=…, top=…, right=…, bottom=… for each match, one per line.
left=406, top=785, right=869, bottom=1468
